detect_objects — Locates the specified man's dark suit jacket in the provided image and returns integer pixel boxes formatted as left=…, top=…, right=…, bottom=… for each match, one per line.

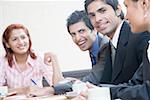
left=111, top=41, right=150, bottom=100
left=81, top=35, right=109, bottom=85
left=100, top=22, right=150, bottom=84
left=82, top=21, right=150, bottom=86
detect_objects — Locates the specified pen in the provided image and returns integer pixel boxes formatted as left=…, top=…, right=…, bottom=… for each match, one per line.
left=31, top=79, right=37, bottom=85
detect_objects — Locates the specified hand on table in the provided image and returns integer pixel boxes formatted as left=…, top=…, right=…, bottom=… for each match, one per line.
left=8, top=87, right=29, bottom=95
left=71, top=82, right=98, bottom=100
left=26, top=86, right=54, bottom=97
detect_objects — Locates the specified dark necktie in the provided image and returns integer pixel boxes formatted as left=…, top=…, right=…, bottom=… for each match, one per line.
left=90, top=52, right=97, bottom=66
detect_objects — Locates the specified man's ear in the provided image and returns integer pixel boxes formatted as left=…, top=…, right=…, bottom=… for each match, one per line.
left=116, top=4, right=122, bottom=17
left=142, top=0, right=149, bottom=8
left=141, top=0, right=149, bottom=18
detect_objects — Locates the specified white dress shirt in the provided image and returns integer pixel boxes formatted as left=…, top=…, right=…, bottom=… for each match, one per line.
left=147, top=40, right=150, bottom=63
left=111, top=21, right=124, bottom=49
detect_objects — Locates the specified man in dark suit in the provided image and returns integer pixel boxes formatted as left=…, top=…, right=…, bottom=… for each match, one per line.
left=66, top=10, right=108, bottom=67
left=66, top=10, right=109, bottom=84
left=111, top=44, right=150, bottom=100
left=44, top=10, right=109, bottom=86
left=84, top=0, right=150, bottom=85
left=110, top=0, right=150, bottom=99
left=100, top=23, right=149, bottom=84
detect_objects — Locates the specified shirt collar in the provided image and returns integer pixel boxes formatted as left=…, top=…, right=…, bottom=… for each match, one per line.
left=147, top=40, right=150, bottom=63
left=90, top=33, right=101, bottom=57
left=111, top=20, right=124, bottom=48
left=13, top=55, right=35, bottom=68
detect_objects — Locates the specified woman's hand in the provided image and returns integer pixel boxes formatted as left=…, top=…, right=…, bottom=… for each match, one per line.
left=44, top=52, right=58, bottom=67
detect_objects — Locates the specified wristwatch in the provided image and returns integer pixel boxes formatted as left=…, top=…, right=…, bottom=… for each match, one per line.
left=53, top=80, right=75, bottom=95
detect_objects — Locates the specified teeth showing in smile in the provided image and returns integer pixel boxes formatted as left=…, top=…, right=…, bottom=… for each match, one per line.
left=17, top=45, right=26, bottom=50
left=18, top=47, right=25, bottom=50
left=78, top=41, right=86, bottom=47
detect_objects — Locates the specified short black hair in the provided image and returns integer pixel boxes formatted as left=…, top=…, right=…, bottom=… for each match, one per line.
left=66, top=10, right=94, bottom=34
left=84, top=0, right=124, bottom=19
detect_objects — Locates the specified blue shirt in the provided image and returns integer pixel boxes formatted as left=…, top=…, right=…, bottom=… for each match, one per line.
left=90, top=33, right=102, bottom=66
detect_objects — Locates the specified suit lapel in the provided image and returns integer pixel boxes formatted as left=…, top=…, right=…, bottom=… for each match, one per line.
left=111, top=22, right=130, bottom=81
left=100, top=44, right=112, bottom=83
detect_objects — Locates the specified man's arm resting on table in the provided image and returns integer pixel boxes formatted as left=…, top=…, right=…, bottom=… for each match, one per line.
left=52, top=80, right=74, bottom=95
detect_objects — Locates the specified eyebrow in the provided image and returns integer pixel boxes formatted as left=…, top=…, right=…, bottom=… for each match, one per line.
left=78, top=29, right=84, bottom=32
left=98, top=7, right=106, bottom=11
left=88, top=7, right=105, bottom=15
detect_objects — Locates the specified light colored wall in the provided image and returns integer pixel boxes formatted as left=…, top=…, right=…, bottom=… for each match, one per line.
left=0, top=0, right=91, bottom=71
left=0, top=0, right=125, bottom=71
